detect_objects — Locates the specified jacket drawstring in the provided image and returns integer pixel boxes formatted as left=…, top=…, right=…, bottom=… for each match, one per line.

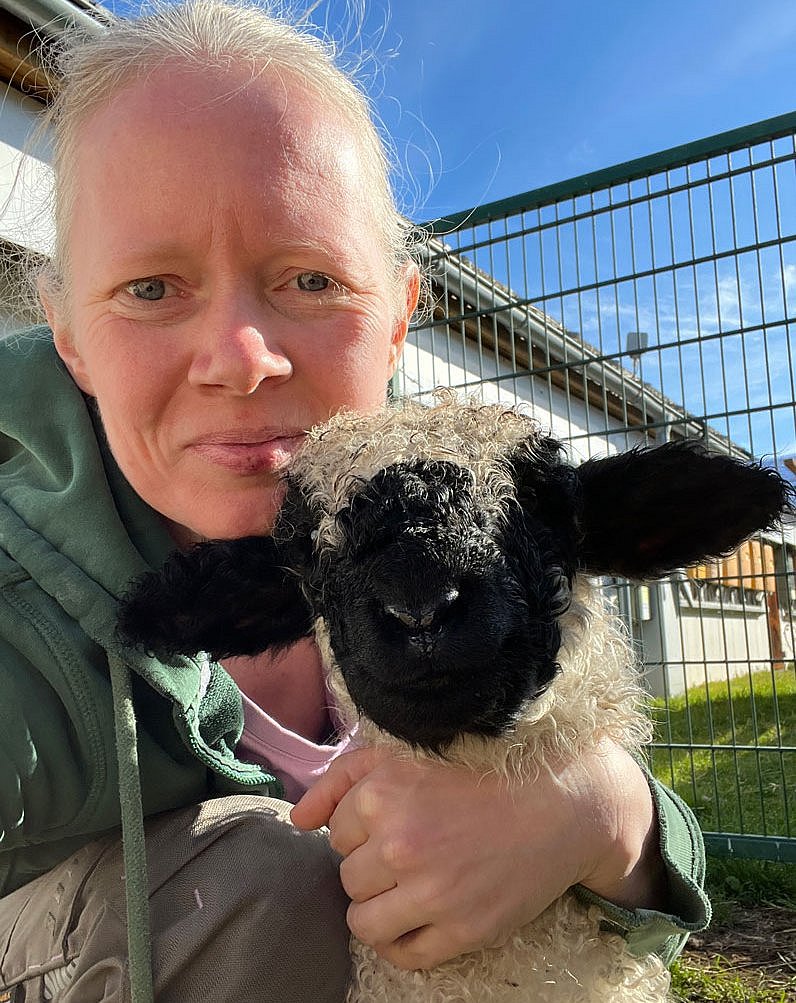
left=108, top=653, right=155, bottom=1003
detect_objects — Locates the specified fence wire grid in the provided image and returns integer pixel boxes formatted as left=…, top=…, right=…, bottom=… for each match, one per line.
left=399, top=111, right=796, bottom=863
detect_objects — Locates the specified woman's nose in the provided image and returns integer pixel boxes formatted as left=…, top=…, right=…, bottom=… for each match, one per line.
left=188, top=314, right=293, bottom=395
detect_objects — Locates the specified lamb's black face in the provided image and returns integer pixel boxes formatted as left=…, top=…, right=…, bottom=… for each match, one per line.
left=319, top=459, right=569, bottom=751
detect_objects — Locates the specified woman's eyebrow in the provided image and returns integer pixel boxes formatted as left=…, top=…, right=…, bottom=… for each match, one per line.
left=101, top=243, right=197, bottom=274
left=263, top=236, right=351, bottom=263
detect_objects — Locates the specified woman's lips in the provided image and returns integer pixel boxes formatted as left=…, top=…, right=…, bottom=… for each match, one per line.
left=191, top=433, right=306, bottom=474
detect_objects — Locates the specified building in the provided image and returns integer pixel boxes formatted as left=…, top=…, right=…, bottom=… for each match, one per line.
left=0, top=0, right=106, bottom=332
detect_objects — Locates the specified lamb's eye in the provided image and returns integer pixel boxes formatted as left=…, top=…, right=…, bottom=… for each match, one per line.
left=126, top=278, right=166, bottom=301
left=296, top=272, right=330, bottom=292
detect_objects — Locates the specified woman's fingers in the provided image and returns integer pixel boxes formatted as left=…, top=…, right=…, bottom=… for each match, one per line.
left=346, top=883, right=503, bottom=970
left=338, top=844, right=396, bottom=903
left=290, top=746, right=387, bottom=832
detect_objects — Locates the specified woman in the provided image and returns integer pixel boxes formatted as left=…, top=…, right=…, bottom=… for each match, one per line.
left=0, top=3, right=709, bottom=1001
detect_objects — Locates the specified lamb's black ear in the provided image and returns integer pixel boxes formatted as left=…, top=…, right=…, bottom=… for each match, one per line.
left=117, top=535, right=314, bottom=660
left=116, top=478, right=323, bottom=660
left=575, top=440, right=793, bottom=579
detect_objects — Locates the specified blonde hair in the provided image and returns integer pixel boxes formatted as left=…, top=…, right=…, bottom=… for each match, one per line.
left=27, top=0, right=418, bottom=315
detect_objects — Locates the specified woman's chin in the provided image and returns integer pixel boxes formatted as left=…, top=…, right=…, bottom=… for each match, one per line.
left=164, top=494, right=283, bottom=545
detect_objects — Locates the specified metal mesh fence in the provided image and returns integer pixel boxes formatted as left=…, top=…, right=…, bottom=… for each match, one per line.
left=399, top=111, right=796, bottom=862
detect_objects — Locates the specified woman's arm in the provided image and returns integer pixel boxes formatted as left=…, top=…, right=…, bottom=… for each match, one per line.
left=292, top=740, right=709, bottom=971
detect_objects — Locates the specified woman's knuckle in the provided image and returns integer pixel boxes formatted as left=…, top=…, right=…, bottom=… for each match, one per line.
left=337, top=856, right=365, bottom=900
left=451, top=917, right=487, bottom=953
left=327, top=827, right=347, bottom=855
left=355, top=781, right=389, bottom=825
left=385, top=941, right=433, bottom=971
left=381, top=831, right=417, bottom=871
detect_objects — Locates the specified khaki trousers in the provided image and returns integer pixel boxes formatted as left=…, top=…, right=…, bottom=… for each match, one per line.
left=0, top=795, right=351, bottom=1002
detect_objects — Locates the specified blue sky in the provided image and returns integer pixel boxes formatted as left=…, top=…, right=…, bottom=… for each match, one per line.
left=320, top=0, right=796, bottom=222
left=102, top=0, right=796, bottom=224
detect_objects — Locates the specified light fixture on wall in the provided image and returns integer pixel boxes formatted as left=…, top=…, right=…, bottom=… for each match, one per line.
left=625, top=330, right=649, bottom=378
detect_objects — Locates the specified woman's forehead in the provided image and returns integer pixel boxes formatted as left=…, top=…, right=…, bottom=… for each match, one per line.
left=68, top=65, right=383, bottom=266
left=77, top=64, right=363, bottom=172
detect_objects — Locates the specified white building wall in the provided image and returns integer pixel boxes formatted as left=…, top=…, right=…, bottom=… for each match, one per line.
left=399, top=326, right=647, bottom=464
left=0, top=87, right=51, bottom=254
left=619, top=575, right=779, bottom=698
left=678, top=608, right=771, bottom=683
left=0, top=88, right=51, bottom=334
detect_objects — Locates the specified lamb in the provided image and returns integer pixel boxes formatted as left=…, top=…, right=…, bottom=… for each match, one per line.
left=117, top=394, right=792, bottom=1003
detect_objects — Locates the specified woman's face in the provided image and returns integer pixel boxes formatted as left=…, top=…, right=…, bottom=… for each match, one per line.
left=47, top=66, right=418, bottom=540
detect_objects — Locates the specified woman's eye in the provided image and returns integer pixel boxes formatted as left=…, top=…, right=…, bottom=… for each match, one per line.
left=125, top=278, right=167, bottom=301
left=295, top=271, right=331, bottom=293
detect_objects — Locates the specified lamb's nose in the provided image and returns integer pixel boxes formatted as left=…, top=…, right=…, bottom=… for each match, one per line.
left=384, top=588, right=460, bottom=630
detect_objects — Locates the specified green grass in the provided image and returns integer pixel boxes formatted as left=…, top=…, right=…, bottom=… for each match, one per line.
left=650, top=668, right=795, bottom=1000
left=649, top=667, right=795, bottom=838
left=705, top=856, right=796, bottom=910
left=670, top=857, right=796, bottom=1003
left=670, top=959, right=790, bottom=1003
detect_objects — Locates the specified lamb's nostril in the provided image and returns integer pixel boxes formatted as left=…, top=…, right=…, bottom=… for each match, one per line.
left=384, top=588, right=460, bottom=631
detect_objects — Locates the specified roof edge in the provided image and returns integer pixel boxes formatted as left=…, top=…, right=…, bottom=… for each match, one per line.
left=1, top=0, right=110, bottom=38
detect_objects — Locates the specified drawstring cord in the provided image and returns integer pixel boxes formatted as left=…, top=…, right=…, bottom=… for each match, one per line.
left=108, top=654, right=155, bottom=1003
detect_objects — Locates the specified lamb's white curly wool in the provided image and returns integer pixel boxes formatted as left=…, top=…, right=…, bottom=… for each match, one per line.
left=292, top=393, right=538, bottom=553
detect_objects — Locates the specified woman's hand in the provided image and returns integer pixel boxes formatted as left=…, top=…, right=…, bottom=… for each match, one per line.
left=291, top=741, right=667, bottom=971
